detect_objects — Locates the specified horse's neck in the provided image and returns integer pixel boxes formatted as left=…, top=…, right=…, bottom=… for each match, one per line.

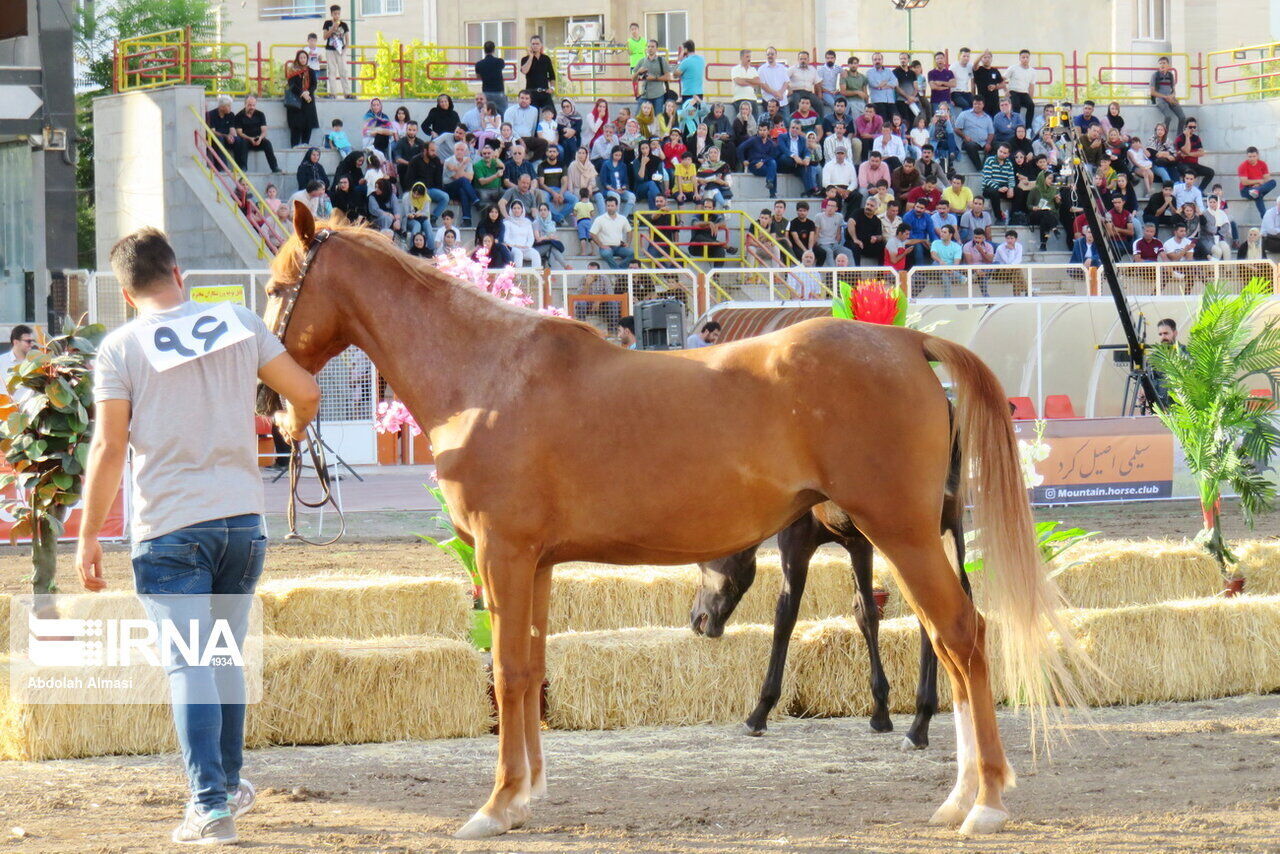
left=337, top=263, right=532, bottom=430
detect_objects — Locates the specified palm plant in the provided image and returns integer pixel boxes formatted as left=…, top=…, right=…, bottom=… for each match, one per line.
left=1148, top=278, right=1280, bottom=590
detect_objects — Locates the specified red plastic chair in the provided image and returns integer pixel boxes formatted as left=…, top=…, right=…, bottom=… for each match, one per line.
left=1043, top=394, right=1080, bottom=419
left=1008, top=396, right=1037, bottom=420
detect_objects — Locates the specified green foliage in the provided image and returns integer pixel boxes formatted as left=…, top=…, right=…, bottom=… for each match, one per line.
left=75, top=0, right=220, bottom=92
left=366, top=34, right=471, bottom=101
left=1148, top=278, right=1280, bottom=577
left=0, top=319, right=106, bottom=592
left=963, top=521, right=1095, bottom=575
left=418, top=483, right=491, bottom=650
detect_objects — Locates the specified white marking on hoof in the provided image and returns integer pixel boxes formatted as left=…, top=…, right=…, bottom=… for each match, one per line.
left=454, top=810, right=509, bottom=840
left=929, top=798, right=971, bottom=827
left=959, top=804, right=1009, bottom=836
left=529, top=769, right=547, bottom=800
left=899, top=736, right=923, bottom=752
left=508, top=802, right=532, bottom=830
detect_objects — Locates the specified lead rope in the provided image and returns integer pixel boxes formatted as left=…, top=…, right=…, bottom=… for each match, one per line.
left=285, top=422, right=346, bottom=546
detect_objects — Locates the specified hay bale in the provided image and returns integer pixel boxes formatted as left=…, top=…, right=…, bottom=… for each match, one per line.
left=545, top=624, right=793, bottom=730
left=787, top=617, right=947, bottom=718
left=1236, top=541, right=1280, bottom=594
left=257, top=575, right=471, bottom=641
left=1067, top=595, right=1280, bottom=706
left=251, top=635, right=491, bottom=746
left=0, top=594, right=9, bottom=654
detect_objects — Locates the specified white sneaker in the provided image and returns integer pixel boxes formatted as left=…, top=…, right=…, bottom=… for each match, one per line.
left=171, top=803, right=237, bottom=845
left=228, top=780, right=256, bottom=819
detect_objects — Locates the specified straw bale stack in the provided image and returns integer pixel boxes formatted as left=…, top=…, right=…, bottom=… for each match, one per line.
left=257, top=575, right=471, bottom=641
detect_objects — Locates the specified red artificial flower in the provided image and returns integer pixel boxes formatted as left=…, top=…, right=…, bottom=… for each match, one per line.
left=850, top=282, right=899, bottom=325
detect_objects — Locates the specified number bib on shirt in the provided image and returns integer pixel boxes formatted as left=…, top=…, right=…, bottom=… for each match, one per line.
left=136, top=302, right=254, bottom=373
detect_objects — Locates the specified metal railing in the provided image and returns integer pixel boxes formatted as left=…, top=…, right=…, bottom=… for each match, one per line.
left=1207, top=42, right=1280, bottom=101
left=707, top=265, right=898, bottom=304
left=548, top=268, right=703, bottom=332
left=1113, top=259, right=1276, bottom=295
left=907, top=263, right=1091, bottom=299
left=1082, top=51, right=1201, bottom=104
left=189, top=105, right=290, bottom=260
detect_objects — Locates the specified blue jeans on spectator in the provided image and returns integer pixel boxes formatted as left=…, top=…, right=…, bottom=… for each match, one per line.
left=593, top=190, right=636, bottom=217
left=702, top=187, right=733, bottom=208
left=561, top=135, right=581, bottom=162
left=445, top=179, right=478, bottom=224
left=636, top=180, right=662, bottom=208
left=1153, top=164, right=1176, bottom=185
left=777, top=155, right=818, bottom=194
left=548, top=191, right=578, bottom=224
left=933, top=132, right=960, bottom=164
left=1243, top=180, right=1277, bottom=217
left=482, top=90, right=508, bottom=116
left=909, top=243, right=930, bottom=267
left=636, top=96, right=665, bottom=116
left=599, top=245, right=635, bottom=269
left=406, top=215, right=435, bottom=249
left=952, top=92, right=973, bottom=111
left=132, top=514, right=266, bottom=813
left=747, top=157, right=779, bottom=196
left=426, top=187, right=449, bottom=222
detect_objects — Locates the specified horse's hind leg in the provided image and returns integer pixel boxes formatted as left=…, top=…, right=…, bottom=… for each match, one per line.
left=744, top=513, right=817, bottom=736
left=847, top=529, right=892, bottom=733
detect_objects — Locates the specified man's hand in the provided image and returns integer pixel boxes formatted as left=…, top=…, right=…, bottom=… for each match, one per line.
left=275, top=407, right=308, bottom=443
left=77, top=537, right=106, bottom=592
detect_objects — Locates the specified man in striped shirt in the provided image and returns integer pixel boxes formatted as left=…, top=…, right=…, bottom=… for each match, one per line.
left=980, top=144, right=1016, bottom=223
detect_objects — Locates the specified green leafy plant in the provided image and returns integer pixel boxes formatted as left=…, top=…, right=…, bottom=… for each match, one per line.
left=420, top=484, right=490, bottom=650
left=964, top=521, right=1095, bottom=575
left=75, top=0, right=220, bottom=92
left=0, top=320, right=106, bottom=596
left=1148, top=278, right=1280, bottom=589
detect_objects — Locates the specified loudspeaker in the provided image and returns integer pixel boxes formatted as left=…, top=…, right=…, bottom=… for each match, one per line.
left=635, top=299, right=685, bottom=350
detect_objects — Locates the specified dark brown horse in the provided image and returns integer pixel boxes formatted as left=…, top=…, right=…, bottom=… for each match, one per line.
left=690, top=440, right=968, bottom=747
left=266, top=203, right=1083, bottom=840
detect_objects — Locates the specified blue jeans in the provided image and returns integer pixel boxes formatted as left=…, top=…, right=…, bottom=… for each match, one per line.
left=1153, top=164, right=1176, bottom=185
left=636, top=96, right=665, bottom=116
left=406, top=216, right=435, bottom=250
left=426, top=187, right=449, bottom=221
left=1243, top=180, right=1277, bottom=216
left=132, top=514, right=267, bottom=812
left=636, top=179, right=662, bottom=208
left=445, top=179, right=478, bottom=223
left=747, top=158, right=778, bottom=194
left=952, top=92, right=974, bottom=111
left=548, top=191, right=578, bottom=224
left=599, top=245, right=635, bottom=268
left=933, top=132, right=960, bottom=162
left=593, top=190, right=636, bottom=217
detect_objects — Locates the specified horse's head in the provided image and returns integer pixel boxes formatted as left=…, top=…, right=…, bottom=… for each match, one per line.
left=690, top=551, right=758, bottom=638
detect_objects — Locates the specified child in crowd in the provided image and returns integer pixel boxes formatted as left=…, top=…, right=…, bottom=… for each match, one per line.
left=537, top=108, right=560, bottom=154
left=434, top=210, right=456, bottom=251
left=673, top=152, right=699, bottom=205
left=326, top=118, right=352, bottom=157
left=532, top=202, right=566, bottom=268
left=574, top=197, right=596, bottom=255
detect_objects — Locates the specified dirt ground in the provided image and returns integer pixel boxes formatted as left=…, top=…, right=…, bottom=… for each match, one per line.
left=0, top=695, right=1276, bottom=853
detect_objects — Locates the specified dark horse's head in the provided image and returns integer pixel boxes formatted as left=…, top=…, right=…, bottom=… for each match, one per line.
left=257, top=202, right=363, bottom=417
left=689, top=549, right=758, bottom=638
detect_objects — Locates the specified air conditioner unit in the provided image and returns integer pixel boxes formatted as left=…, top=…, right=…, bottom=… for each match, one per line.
left=566, top=18, right=602, bottom=44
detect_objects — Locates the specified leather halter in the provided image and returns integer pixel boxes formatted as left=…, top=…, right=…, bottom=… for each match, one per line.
left=271, top=227, right=333, bottom=343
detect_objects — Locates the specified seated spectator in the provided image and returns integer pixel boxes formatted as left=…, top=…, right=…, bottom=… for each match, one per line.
left=994, top=229, right=1023, bottom=264
left=404, top=183, right=435, bottom=251
left=1148, top=122, right=1179, bottom=185
left=870, top=180, right=894, bottom=212
left=814, top=198, right=851, bottom=265
left=916, top=145, right=947, bottom=186
left=292, top=147, right=328, bottom=195
left=854, top=103, right=884, bottom=163
left=696, top=146, right=733, bottom=207
left=786, top=251, right=824, bottom=297
left=1174, top=201, right=1211, bottom=259
left=1263, top=198, right=1280, bottom=254
left=328, top=175, right=364, bottom=220
left=442, top=141, right=479, bottom=226
left=595, top=146, right=636, bottom=216
left=502, top=144, right=537, bottom=189
left=558, top=99, right=584, bottom=161
left=906, top=115, right=930, bottom=160
left=1073, top=100, right=1102, bottom=135
left=367, top=177, right=403, bottom=236
left=474, top=232, right=511, bottom=268
left=1132, top=222, right=1164, bottom=261
left=505, top=90, right=548, bottom=159
left=529, top=202, right=565, bottom=268
left=739, top=123, right=781, bottom=198
left=954, top=100, right=994, bottom=171
left=928, top=225, right=964, bottom=296
left=408, top=231, right=432, bottom=258
left=591, top=197, right=635, bottom=268
left=941, top=173, right=973, bottom=215
left=902, top=198, right=938, bottom=267
left=858, top=151, right=891, bottom=191
left=537, top=145, right=576, bottom=224
left=777, top=122, right=820, bottom=196
left=1205, top=195, right=1233, bottom=259
left=1238, top=146, right=1276, bottom=218
left=980, top=145, right=1016, bottom=223
left=928, top=106, right=960, bottom=169
left=906, top=175, right=942, bottom=211
left=732, top=100, right=759, bottom=151
left=689, top=198, right=729, bottom=264
left=461, top=93, right=488, bottom=133
left=1031, top=127, right=1058, bottom=167
left=823, top=97, right=855, bottom=138
left=572, top=193, right=598, bottom=254
left=565, top=146, right=599, bottom=211
left=962, top=226, right=995, bottom=268
left=1009, top=150, right=1038, bottom=223
left=821, top=147, right=857, bottom=209
left=1173, top=171, right=1206, bottom=214
left=884, top=222, right=912, bottom=270
left=1070, top=226, right=1103, bottom=267
left=1126, top=137, right=1156, bottom=194
left=537, top=108, right=562, bottom=158
left=791, top=95, right=821, bottom=136
left=262, top=183, right=288, bottom=222
left=289, top=179, right=329, bottom=218
left=633, top=140, right=668, bottom=208
left=1144, top=184, right=1179, bottom=236
left=362, top=98, right=396, bottom=157
left=1160, top=223, right=1195, bottom=262
left=891, top=157, right=923, bottom=199
left=1079, top=124, right=1105, bottom=168
left=959, top=197, right=994, bottom=242
left=1237, top=227, right=1264, bottom=260
left=1027, top=161, right=1060, bottom=251
left=438, top=227, right=461, bottom=257
left=661, top=129, right=689, bottom=170
left=991, top=98, right=1023, bottom=148
left=502, top=200, right=539, bottom=267
left=878, top=198, right=902, bottom=242
left=499, top=172, right=547, bottom=220
left=871, top=125, right=906, bottom=172
left=787, top=201, right=818, bottom=260
left=1007, top=125, right=1034, bottom=159
left=672, top=151, right=699, bottom=205
left=1104, top=194, right=1136, bottom=256
left=472, top=145, right=506, bottom=207
left=233, top=94, right=278, bottom=173
left=325, top=118, right=352, bottom=157
left=929, top=203, right=958, bottom=239
left=1174, top=117, right=1214, bottom=190
left=474, top=202, right=505, bottom=244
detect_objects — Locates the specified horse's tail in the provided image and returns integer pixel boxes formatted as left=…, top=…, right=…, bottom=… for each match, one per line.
left=922, top=335, right=1091, bottom=728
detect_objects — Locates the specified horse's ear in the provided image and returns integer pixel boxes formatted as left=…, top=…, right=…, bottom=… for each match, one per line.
left=293, top=201, right=316, bottom=245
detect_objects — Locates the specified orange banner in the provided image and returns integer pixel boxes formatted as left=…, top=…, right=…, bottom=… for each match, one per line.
left=1017, top=417, right=1175, bottom=504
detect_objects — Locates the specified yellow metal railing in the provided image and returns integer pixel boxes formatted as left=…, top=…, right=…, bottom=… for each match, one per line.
left=1207, top=42, right=1280, bottom=101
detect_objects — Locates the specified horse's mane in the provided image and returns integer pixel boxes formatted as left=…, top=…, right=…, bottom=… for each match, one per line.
left=269, top=218, right=604, bottom=340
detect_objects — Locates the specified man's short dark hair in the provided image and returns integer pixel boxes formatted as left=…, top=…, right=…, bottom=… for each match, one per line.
left=9, top=324, right=32, bottom=345
left=682, top=40, right=695, bottom=53
left=619, top=316, right=635, bottom=334
left=329, top=4, right=340, bottom=11
left=109, top=228, right=178, bottom=296
left=1158, top=317, right=1177, bottom=331
left=1019, top=49, right=1030, bottom=56
left=1005, top=229, right=1017, bottom=239
left=307, top=180, right=326, bottom=193
left=1247, top=146, right=1259, bottom=154
left=483, top=40, right=495, bottom=54
left=921, top=144, right=934, bottom=152
left=307, top=32, right=317, bottom=40
left=701, top=321, right=721, bottom=333
left=960, top=46, right=971, bottom=53
left=796, top=201, right=810, bottom=211
left=1083, top=99, right=1095, bottom=107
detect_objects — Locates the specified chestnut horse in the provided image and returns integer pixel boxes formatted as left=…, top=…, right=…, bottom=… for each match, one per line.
left=266, top=203, right=1081, bottom=839
left=690, top=441, right=967, bottom=747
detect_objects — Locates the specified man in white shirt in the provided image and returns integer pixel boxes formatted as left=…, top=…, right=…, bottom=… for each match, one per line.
left=757, top=46, right=790, bottom=115
left=949, top=47, right=975, bottom=111
left=816, top=50, right=842, bottom=117
left=685, top=321, right=721, bottom=349
left=1160, top=225, right=1195, bottom=261
left=788, top=51, right=820, bottom=114
left=590, top=197, right=634, bottom=269
left=822, top=120, right=858, bottom=163
left=993, top=229, right=1024, bottom=264
left=1005, top=49, right=1037, bottom=127
left=730, top=49, right=761, bottom=115
left=0, top=324, right=36, bottom=404
left=288, top=181, right=329, bottom=216
left=871, top=126, right=906, bottom=170
left=821, top=148, right=856, bottom=209
left=1262, top=198, right=1280, bottom=243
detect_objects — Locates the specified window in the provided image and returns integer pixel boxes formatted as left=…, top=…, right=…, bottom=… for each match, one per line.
left=466, top=20, right=516, bottom=61
left=260, top=1, right=325, bottom=19
left=1133, top=0, right=1169, bottom=42
left=360, top=0, right=404, bottom=16
left=645, top=11, right=688, bottom=52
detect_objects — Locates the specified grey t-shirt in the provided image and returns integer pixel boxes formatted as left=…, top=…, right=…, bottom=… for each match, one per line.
left=94, top=300, right=285, bottom=541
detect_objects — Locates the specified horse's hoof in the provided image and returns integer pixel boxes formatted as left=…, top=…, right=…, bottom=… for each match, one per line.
left=929, top=798, right=971, bottom=828
left=508, top=802, right=532, bottom=830
left=454, top=810, right=510, bottom=839
left=743, top=722, right=766, bottom=737
left=869, top=714, right=893, bottom=733
left=899, top=735, right=925, bottom=751
left=959, top=805, right=1009, bottom=836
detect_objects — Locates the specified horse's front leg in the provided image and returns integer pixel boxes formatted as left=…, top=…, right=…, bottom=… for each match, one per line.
left=744, top=513, right=816, bottom=736
left=456, top=536, right=537, bottom=840
left=526, top=564, right=552, bottom=801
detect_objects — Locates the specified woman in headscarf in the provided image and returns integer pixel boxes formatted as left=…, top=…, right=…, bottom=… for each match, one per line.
left=367, top=177, right=403, bottom=236
left=407, top=231, right=432, bottom=258
left=503, top=199, right=539, bottom=268
left=362, top=97, right=395, bottom=157
left=474, top=203, right=505, bottom=247
left=333, top=151, right=366, bottom=192
left=295, top=147, right=328, bottom=192
left=284, top=50, right=317, bottom=146
left=328, top=175, right=365, bottom=221
left=424, top=94, right=461, bottom=136
left=557, top=98, right=584, bottom=161
left=1237, top=227, right=1264, bottom=260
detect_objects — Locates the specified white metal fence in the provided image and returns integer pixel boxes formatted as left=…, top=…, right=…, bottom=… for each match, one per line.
left=548, top=268, right=703, bottom=339
left=707, top=266, right=899, bottom=303
left=1114, top=259, right=1275, bottom=296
